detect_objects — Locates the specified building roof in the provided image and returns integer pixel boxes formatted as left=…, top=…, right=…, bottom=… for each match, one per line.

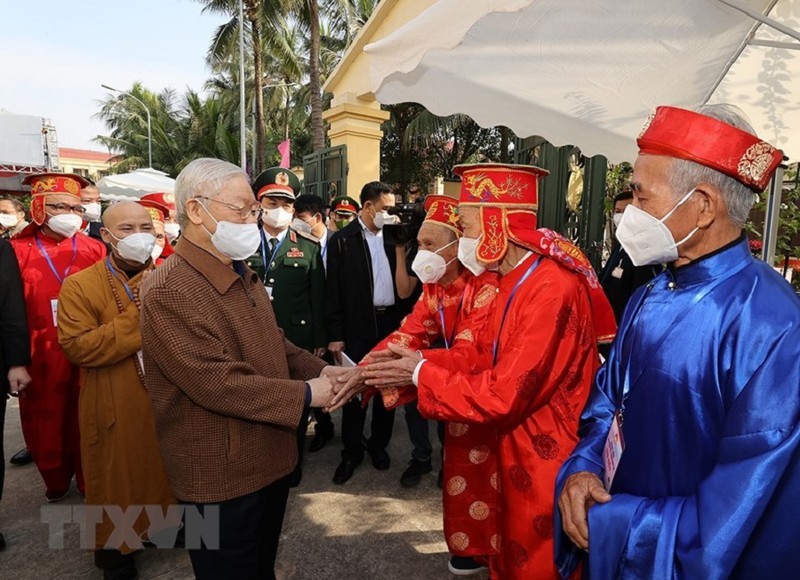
left=58, top=148, right=114, bottom=162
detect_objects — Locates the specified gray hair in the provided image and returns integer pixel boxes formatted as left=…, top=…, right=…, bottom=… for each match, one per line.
left=667, top=104, right=758, bottom=227
left=174, top=158, right=249, bottom=227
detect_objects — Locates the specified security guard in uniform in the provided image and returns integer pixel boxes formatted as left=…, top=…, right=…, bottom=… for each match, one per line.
left=250, top=167, right=327, bottom=487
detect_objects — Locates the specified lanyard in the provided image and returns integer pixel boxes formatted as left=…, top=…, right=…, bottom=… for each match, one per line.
left=492, top=256, right=542, bottom=366
left=616, top=258, right=751, bottom=424
left=35, top=233, right=77, bottom=284
left=106, top=257, right=136, bottom=302
left=437, top=290, right=464, bottom=350
left=260, top=231, right=288, bottom=278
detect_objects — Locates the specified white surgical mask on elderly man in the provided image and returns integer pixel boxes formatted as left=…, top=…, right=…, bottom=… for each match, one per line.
left=616, top=188, right=699, bottom=266
left=164, top=222, right=181, bottom=241
left=412, top=239, right=458, bottom=284
left=47, top=213, right=84, bottom=239
left=0, top=213, right=18, bottom=229
left=109, top=232, right=157, bottom=264
left=82, top=202, right=102, bottom=223
left=457, top=235, right=488, bottom=276
left=199, top=203, right=261, bottom=261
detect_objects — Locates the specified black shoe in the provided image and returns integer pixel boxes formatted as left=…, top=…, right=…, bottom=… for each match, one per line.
left=400, top=459, right=433, bottom=487
left=0, top=532, right=6, bottom=552
left=369, top=449, right=391, bottom=471
left=437, top=470, right=443, bottom=489
left=309, top=428, right=334, bottom=453
left=448, top=556, right=488, bottom=576
left=333, top=458, right=362, bottom=485
left=287, top=465, right=302, bottom=488
left=9, top=448, right=31, bottom=466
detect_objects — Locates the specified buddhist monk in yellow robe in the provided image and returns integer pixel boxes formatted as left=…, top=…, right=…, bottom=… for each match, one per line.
left=57, top=202, right=176, bottom=579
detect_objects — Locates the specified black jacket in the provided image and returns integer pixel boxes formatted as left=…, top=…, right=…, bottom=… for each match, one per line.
left=326, top=218, right=410, bottom=344
left=0, top=239, right=31, bottom=394
left=600, top=244, right=660, bottom=324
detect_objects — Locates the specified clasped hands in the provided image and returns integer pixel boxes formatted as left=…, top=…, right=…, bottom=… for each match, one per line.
left=306, top=343, right=424, bottom=412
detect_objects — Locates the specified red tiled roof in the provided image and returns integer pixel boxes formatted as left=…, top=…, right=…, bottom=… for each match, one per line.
left=58, top=148, right=114, bottom=162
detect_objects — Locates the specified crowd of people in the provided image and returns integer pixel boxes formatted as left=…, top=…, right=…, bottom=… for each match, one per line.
left=0, top=102, right=798, bottom=580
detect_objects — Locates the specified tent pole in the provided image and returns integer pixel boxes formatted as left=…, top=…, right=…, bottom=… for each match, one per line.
left=761, top=165, right=785, bottom=265
left=716, top=0, right=800, bottom=42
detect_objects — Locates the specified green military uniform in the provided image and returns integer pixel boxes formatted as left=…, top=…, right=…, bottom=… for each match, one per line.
left=250, top=229, right=327, bottom=351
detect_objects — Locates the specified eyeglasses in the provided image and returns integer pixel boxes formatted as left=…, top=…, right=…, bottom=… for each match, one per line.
left=194, top=196, right=262, bottom=220
left=45, top=203, right=86, bottom=216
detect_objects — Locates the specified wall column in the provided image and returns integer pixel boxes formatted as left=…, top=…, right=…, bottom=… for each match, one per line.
left=323, top=92, right=390, bottom=199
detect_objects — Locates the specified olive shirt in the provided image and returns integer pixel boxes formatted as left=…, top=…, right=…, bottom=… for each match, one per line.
left=249, top=228, right=327, bottom=352
left=140, top=238, right=327, bottom=503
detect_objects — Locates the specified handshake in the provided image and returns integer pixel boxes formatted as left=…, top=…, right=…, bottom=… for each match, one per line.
left=306, top=343, right=426, bottom=412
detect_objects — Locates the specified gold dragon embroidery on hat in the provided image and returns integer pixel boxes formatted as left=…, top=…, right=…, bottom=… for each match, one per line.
left=64, top=178, right=81, bottom=195
left=31, top=178, right=58, bottom=194
left=465, top=172, right=528, bottom=202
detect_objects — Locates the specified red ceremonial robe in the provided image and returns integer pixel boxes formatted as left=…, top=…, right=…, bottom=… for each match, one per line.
left=417, top=254, right=599, bottom=580
left=11, top=228, right=105, bottom=493
left=365, top=270, right=501, bottom=559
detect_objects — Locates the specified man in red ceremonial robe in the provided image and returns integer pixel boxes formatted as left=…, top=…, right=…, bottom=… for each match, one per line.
left=140, top=192, right=177, bottom=258
left=332, top=195, right=501, bottom=576
left=360, top=164, right=617, bottom=579
left=10, top=173, right=106, bottom=501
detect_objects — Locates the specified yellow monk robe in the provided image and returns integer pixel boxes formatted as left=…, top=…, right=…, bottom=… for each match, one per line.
left=57, top=255, right=176, bottom=553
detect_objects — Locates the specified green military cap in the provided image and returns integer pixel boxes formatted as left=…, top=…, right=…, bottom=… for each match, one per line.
left=252, top=167, right=302, bottom=200
left=330, top=196, right=360, bottom=214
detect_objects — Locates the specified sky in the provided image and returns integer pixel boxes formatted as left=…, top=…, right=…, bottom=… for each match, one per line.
left=0, top=0, right=226, bottom=150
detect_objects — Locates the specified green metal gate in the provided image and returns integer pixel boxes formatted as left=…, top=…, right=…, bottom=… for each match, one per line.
left=515, top=137, right=608, bottom=271
left=302, top=145, right=347, bottom=204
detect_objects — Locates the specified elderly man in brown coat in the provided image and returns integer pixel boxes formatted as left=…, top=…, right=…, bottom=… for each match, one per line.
left=141, top=158, right=347, bottom=580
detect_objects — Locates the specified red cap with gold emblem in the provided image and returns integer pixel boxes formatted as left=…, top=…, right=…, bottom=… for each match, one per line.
left=422, top=195, right=461, bottom=236
left=454, top=163, right=617, bottom=343
left=139, top=192, right=176, bottom=216
left=139, top=204, right=165, bottom=224
left=637, top=106, right=783, bottom=192
left=22, top=172, right=90, bottom=226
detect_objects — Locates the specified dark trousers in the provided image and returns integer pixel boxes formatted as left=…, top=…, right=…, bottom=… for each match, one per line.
left=341, top=309, right=399, bottom=462
left=185, top=477, right=291, bottom=580
left=0, top=393, right=5, bottom=502
left=404, top=400, right=445, bottom=462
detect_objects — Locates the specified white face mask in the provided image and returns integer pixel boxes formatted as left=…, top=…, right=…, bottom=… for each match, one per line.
left=199, top=203, right=260, bottom=261
left=291, top=217, right=314, bottom=235
left=82, top=202, right=102, bottom=223
left=0, top=213, right=18, bottom=229
left=411, top=240, right=458, bottom=284
left=457, top=235, right=488, bottom=276
left=373, top=209, right=399, bottom=229
left=612, top=213, right=623, bottom=228
left=151, top=243, right=164, bottom=261
left=264, top=207, right=293, bottom=230
left=616, top=188, right=699, bottom=266
left=110, top=232, right=157, bottom=265
left=47, top=213, right=84, bottom=238
left=164, top=222, right=181, bottom=242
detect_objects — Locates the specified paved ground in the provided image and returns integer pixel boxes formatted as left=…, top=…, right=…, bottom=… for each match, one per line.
left=1, top=399, right=490, bottom=579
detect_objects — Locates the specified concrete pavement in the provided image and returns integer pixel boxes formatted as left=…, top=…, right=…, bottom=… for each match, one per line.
left=1, top=398, right=489, bottom=579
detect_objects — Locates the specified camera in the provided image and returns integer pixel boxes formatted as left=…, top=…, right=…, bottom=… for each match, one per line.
left=383, top=203, right=426, bottom=246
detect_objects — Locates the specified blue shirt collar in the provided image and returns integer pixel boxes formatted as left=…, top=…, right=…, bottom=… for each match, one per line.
left=666, top=234, right=752, bottom=287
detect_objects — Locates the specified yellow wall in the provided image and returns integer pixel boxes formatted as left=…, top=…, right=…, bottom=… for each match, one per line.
left=59, top=156, right=112, bottom=182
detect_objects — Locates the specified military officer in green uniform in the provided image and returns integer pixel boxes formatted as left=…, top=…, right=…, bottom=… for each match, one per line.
left=250, top=167, right=327, bottom=486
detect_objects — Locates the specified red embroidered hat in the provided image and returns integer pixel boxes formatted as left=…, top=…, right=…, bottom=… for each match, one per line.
left=637, top=106, right=783, bottom=192
left=139, top=205, right=165, bottom=224
left=22, top=172, right=90, bottom=225
left=140, top=192, right=176, bottom=212
left=422, top=195, right=461, bottom=235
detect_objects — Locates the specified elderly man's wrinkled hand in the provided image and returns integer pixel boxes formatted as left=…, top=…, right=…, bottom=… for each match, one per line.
left=325, top=367, right=367, bottom=412
left=361, top=348, right=398, bottom=365
left=363, top=343, right=422, bottom=388
left=306, top=376, right=335, bottom=408
left=557, top=471, right=611, bottom=551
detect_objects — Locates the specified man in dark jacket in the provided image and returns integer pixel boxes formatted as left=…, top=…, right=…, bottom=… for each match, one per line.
left=0, top=238, right=32, bottom=550
left=326, top=181, right=411, bottom=484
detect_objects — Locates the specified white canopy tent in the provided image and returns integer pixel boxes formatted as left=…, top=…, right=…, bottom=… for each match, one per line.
left=363, top=0, right=800, bottom=262
left=97, top=168, right=175, bottom=202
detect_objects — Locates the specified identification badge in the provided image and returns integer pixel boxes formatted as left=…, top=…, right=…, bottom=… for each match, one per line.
left=603, top=411, right=625, bottom=491
left=51, top=299, right=59, bottom=327
left=265, top=285, right=273, bottom=298
left=611, top=266, right=624, bottom=279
